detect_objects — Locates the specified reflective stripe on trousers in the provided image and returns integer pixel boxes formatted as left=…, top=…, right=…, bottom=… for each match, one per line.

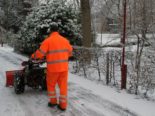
left=59, top=95, right=67, bottom=103
left=48, top=91, right=57, bottom=99
left=46, top=71, right=68, bottom=108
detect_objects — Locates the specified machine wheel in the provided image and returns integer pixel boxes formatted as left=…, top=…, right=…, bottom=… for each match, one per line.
left=14, top=73, right=25, bottom=94
left=41, top=76, right=47, bottom=90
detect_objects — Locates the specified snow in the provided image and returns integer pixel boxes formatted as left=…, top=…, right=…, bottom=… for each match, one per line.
left=96, top=33, right=155, bottom=47
left=96, top=33, right=121, bottom=45
left=0, top=45, right=155, bottom=116
left=69, top=74, right=155, bottom=116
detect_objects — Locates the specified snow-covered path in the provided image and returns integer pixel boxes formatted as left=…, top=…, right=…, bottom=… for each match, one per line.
left=0, top=45, right=144, bottom=116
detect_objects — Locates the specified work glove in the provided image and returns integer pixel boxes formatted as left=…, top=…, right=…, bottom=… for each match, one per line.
left=31, top=53, right=35, bottom=59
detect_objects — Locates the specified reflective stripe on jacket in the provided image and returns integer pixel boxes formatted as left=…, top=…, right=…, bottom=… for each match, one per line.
left=31, top=32, right=73, bottom=72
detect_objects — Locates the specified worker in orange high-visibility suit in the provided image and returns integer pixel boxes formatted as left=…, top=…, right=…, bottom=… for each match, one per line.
left=31, top=24, right=73, bottom=111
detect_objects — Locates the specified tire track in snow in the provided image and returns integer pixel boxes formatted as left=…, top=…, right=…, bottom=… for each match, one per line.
left=0, top=49, right=106, bottom=116
left=0, top=47, right=138, bottom=116
left=68, top=82, right=138, bottom=116
left=0, top=49, right=40, bottom=116
left=0, top=49, right=61, bottom=116
left=0, top=69, right=4, bottom=84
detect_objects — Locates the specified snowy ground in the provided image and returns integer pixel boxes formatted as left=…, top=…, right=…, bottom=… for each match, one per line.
left=96, top=33, right=155, bottom=47
left=0, top=45, right=155, bottom=116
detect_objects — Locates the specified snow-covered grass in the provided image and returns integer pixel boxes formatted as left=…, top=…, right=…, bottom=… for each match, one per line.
left=95, top=33, right=155, bottom=96
left=96, top=33, right=121, bottom=46
left=96, top=33, right=154, bottom=47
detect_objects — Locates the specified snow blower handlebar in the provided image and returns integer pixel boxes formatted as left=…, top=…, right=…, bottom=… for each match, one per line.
left=22, top=59, right=45, bottom=66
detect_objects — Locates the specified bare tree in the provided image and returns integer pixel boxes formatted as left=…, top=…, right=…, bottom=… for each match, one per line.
left=127, top=0, right=155, bottom=94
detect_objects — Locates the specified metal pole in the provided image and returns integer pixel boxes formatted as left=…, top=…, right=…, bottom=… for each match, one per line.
left=121, top=0, right=127, bottom=89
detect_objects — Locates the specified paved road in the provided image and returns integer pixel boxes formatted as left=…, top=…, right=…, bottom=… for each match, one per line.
left=0, top=46, right=138, bottom=116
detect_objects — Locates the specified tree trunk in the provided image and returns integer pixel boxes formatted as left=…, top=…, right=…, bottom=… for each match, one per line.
left=80, top=0, right=92, bottom=47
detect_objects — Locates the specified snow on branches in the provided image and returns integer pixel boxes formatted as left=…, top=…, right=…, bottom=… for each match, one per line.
left=17, top=0, right=81, bottom=54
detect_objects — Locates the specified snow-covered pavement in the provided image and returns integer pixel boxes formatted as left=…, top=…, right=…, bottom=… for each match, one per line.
left=0, top=45, right=155, bottom=116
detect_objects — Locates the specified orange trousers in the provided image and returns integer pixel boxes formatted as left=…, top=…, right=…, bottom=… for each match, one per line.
left=46, top=71, right=68, bottom=109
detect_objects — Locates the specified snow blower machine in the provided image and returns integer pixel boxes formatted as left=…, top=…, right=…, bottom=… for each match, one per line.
left=6, top=59, right=47, bottom=94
